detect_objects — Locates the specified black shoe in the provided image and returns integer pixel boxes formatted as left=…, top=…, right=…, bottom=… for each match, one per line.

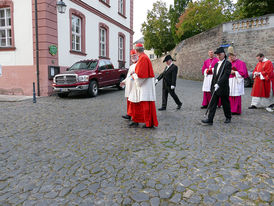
left=201, top=105, right=207, bottom=109
left=177, top=103, right=182, bottom=110
left=158, top=107, right=166, bottom=111
left=122, top=115, right=131, bottom=120
left=232, top=112, right=240, bottom=115
left=248, top=105, right=257, bottom=109
left=224, top=118, right=231, bottom=123
left=201, top=119, right=213, bottom=125
left=128, top=122, right=139, bottom=127
left=142, top=124, right=154, bottom=128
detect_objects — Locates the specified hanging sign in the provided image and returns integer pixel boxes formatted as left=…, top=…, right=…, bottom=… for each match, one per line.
left=49, top=45, right=58, bottom=56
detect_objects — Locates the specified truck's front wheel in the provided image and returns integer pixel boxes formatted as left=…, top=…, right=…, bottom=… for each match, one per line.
left=87, top=80, right=98, bottom=97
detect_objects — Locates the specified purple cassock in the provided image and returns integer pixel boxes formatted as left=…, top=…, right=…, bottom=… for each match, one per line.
left=201, top=57, right=220, bottom=107
left=229, top=59, right=248, bottom=114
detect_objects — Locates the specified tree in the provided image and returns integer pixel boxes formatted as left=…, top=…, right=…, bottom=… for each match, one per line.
left=176, top=0, right=233, bottom=40
left=141, top=1, right=175, bottom=56
left=168, top=0, right=192, bottom=43
left=234, top=0, right=274, bottom=19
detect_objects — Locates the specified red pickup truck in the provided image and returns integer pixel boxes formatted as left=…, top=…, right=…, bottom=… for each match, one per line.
left=52, top=59, right=128, bottom=98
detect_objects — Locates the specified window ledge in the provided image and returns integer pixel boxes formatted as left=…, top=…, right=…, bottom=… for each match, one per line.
left=99, top=56, right=110, bottom=60
left=99, top=0, right=111, bottom=8
left=118, top=12, right=127, bottom=19
left=70, top=50, right=87, bottom=56
left=0, top=47, right=16, bottom=51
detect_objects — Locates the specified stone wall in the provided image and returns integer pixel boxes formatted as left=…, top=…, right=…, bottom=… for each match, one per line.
left=152, top=14, right=274, bottom=81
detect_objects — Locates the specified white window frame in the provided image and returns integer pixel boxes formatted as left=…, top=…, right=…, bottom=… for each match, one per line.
left=71, top=15, right=81, bottom=52
left=118, top=36, right=124, bottom=61
left=100, top=28, right=106, bottom=57
left=119, top=0, right=124, bottom=15
left=0, top=7, right=11, bottom=47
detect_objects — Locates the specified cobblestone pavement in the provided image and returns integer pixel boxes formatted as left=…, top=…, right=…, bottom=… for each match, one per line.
left=0, top=79, right=273, bottom=206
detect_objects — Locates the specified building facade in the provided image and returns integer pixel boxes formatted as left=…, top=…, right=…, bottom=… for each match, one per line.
left=0, top=0, right=134, bottom=96
left=133, top=37, right=156, bottom=60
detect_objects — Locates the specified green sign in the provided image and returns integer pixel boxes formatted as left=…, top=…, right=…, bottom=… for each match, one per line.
left=49, top=45, right=57, bottom=56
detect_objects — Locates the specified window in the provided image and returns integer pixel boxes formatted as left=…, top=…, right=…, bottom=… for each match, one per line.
left=99, top=0, right=110, bottom=7
left=150, top=54, right=155, bottom=59
left=118, top=36, right=124, bottom=61
left=118, top=32, right=125, bottom=68
left=71, top=15, right=81, bottom=52
left=0, top=0, right=15, bottom=51
left=100, top=28, right=106, bottom=57
left=118, top=0, right=125, bottom=16
left=69, top=9, right=86, bottom=55
left=99, top=23, right=109, bottom=58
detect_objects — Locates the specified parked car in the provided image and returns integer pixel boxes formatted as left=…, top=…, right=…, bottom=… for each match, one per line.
left=52, top=59, right=128, bottom=98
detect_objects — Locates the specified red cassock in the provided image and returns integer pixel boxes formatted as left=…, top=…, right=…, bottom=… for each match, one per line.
left=128, top=53, right=158, bottom=127
left=251, top=60, right=274, bottom=98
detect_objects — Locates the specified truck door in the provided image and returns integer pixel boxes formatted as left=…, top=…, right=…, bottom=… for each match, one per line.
left=97, top=60, right=109, bottom=87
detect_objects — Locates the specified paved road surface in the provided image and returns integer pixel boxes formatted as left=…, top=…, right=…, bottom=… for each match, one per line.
left=0, top=79, right=273, bottom=205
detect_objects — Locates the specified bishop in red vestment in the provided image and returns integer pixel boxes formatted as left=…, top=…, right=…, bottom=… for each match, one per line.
left=249, top=53, right=274, bottom=109
left=127, top=43, right=158, bottom=128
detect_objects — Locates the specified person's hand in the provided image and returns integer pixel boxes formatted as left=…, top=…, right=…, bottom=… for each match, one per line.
left=120, top=81, right=125, bottom=87
left=214, top=84, right=219, bottom=91
left=171, top=85, right=175, bottom=89
left=254, top=72, right=259, bottom=76
left=231, top=70, right=235, bottom=74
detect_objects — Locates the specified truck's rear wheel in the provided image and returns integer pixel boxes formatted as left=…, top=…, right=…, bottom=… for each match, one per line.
left=57, top=93, right=69, bottom=98
left=117, top=76, right=125, bottom=90
left=87, top=80, right=98, bottom=97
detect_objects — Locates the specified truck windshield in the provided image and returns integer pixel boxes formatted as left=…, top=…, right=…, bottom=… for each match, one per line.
left=69, top=61, right=97, bottom=70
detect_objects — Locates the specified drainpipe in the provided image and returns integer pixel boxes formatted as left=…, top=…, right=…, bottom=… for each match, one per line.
left=35, top=0, right=40, bottom=96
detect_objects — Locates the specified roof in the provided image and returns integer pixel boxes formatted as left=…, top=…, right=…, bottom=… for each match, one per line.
left=133, top=37, right=144, bottom=44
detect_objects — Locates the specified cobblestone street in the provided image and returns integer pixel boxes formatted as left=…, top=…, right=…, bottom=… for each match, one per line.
left=0, top=79, right=273, bottom=205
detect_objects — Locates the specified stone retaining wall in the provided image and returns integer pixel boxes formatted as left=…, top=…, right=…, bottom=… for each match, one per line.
left=152, top=14, right=274, bottom=81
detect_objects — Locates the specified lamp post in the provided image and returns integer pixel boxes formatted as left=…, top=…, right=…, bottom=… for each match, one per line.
left=34, top=0, right=67, bottom=96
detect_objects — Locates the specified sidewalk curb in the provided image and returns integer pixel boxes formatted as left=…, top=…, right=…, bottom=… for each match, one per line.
left=0, top=95, right=33, bottom=102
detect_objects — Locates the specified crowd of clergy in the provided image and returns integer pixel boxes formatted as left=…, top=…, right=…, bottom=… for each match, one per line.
left=120, top=43, right=274, bottom=128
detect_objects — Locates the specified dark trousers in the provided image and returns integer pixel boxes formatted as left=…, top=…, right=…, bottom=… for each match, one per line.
left=208, top=94, right=231, bottom=122
left=162, top=86, right=182, bottom=108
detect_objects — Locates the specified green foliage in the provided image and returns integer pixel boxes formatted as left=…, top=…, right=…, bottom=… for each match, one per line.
left=234, top=0, right=274, bottom=19
left=141, top=1, right=176, bottom=56
left=168, top=0, right=192, bottom=43
left=176, top=0, right=233, bottom=40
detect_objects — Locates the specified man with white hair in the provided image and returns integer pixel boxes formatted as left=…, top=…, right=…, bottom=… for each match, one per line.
left=228, top=47, right=248, bottom=115
left=120, top=49, right=138, bottom=120
left=127, top=43, right=158, bottom=128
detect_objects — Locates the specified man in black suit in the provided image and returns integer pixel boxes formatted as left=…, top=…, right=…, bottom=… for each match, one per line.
left=156, top=55, right=182, bottom=110
left=202, top=47, right=232, bottom=125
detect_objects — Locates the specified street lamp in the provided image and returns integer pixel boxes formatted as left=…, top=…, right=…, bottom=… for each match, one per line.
left=56, top=0, right=67, bottom=14
left=34, top=0, right=67, bottom=96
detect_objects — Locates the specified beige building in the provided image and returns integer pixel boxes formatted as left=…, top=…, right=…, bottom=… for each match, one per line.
left=133, top=37, right=156, bottom=60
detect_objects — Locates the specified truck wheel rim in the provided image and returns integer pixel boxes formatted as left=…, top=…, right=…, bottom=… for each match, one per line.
left=93, top=84, right=98, bottom=94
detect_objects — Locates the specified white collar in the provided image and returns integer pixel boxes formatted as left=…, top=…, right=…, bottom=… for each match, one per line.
left=262, top=57, right=268, bottom=62
left=218, top=58, right=225, bottom=64
left=168, top=62, right=173, bottom=67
